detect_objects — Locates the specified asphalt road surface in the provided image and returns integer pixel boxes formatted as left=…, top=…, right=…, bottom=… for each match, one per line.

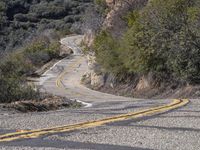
left=0, top=36, right=199, bottom=150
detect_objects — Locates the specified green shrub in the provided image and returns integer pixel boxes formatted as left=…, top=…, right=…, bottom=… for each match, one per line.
left=131, top=0, right=200, bottom=83
left=0, top=31, right=61, bottom=103
left=0, top=2, right=5, bottom=12
left=0, top=1, right=6, bottom=27
left=94, top=0, right=200, bottom=84
left=93, top=31, right=126, bottom=75
left=0, top=52, right=34, bottom=77
left=0, top=0, right=93, bottom=52
left=24, top=36, right=60, bottom=66
left=0, top=76, right=39, bottom=103
left=0, top=52, right=39, bottom=103
left=94, top=0, right=109, bottom=15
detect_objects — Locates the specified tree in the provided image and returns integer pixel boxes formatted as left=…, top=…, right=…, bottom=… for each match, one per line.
left=93, top=30, right=126, bottom=75
left=120, top=0, right=200, bottom=83
left=94, top=0, right=200, bottom=84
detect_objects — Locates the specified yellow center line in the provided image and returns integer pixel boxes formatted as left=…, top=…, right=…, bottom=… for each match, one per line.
left=0, top=56, right=190, bottom=142
left=0, top=99, right=189, bottom=142
left=56, top=56, right=100, bottom=99
left=56, top=56, right=84, bottom=88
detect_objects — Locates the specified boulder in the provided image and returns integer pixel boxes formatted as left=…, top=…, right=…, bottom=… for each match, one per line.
left=60, top=44, right=73, bottom=57
left=91, top=71, right=105, bottom=88
left=81, top=72, right=91, bottom=85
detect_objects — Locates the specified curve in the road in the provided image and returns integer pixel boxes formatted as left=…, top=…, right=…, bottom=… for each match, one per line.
left=55, top=56, right=92, bottom=107
left=0, top=35, right=190, bottom=144
left=0, top=99, right=189, bottom=142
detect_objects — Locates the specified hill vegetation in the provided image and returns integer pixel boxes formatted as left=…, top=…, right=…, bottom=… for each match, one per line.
left=93, top=0, right=200, bottom=84
left=0, top=0, right=94, bottom=103
left=0, top=0, right=92, bottom=52
left=0, top=32, right=61, bottom=103
left=2, top=0, right=200, bottom=102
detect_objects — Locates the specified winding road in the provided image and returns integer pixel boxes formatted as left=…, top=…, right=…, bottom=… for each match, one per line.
left=0, top=35, right=199, bottom=150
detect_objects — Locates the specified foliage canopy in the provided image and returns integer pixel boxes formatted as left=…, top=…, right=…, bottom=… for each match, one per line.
left=93, top=0, right=200, bottom=84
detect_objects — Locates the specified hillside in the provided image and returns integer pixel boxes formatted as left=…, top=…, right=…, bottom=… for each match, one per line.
left=0, top=0, right=96, bottom=104
left=0, top=0, right=92, bottom=52
left=83, top=0, right=200, bottom=98
left=1, top=0, right=200, bottom=104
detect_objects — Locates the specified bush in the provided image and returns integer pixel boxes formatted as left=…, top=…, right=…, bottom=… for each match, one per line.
left=0, top=52, right=34, bottom=77
left=93, top=0, right=200, bottom=84
left=0, top=54, right=39, bottom=103
left=94, top=0, right=108, bottom=15
left=123, top=0, right=200, bottom=83
left=24, top=36, right=60, bottom=66
left=0, top=76, right=39, bottom=103
left=0, top=0, right=93, bottom=52
left=0, top=1, right=6, bottom=27
left=0, top=2, right=5, bottom=12
left=0, top=31, right=61, bottom=103
left=93, top=31, right=126, bottom=75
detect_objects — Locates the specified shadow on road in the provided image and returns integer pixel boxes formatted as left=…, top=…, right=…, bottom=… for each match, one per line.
left=1, top=138, right=154, bottom=150
left=108, top=112, right=200, bottom=133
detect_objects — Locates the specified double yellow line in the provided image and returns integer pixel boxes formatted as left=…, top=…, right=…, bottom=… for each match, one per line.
left=0, top=56, right=189, bottom=142
left=56, top=56, right=84, bottom=88
left=0, top=99, right=189, bottom=142
left=55, top=56, right=100, bottom=99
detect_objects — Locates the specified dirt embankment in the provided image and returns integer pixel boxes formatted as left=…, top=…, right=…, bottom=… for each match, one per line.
left=103, top=77, right=200, bottom=99
left=1, top=96, right=81, bottom=113
left=82, top=71, right=200, bottom=99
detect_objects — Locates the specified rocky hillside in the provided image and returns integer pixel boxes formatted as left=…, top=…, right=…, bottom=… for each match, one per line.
left=0, top=0, right=95, bottom=103
left=103, top=0, right=148, bottom=37
left=84, top=0, right=148, bottom=47
left=83, top=0, right=200, bottom=98
left=0, top=0, right=92, bottom=52
left=83, top=0, right=148, bottom=90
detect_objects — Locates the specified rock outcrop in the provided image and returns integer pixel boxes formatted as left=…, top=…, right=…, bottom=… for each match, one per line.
left=83, top=30, right=95, bottom=48
left=82, top=0, right=148, bottom=89
left=103, top=0, right=148, bottom=37
left=81, top=54, right=105, bottom=89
